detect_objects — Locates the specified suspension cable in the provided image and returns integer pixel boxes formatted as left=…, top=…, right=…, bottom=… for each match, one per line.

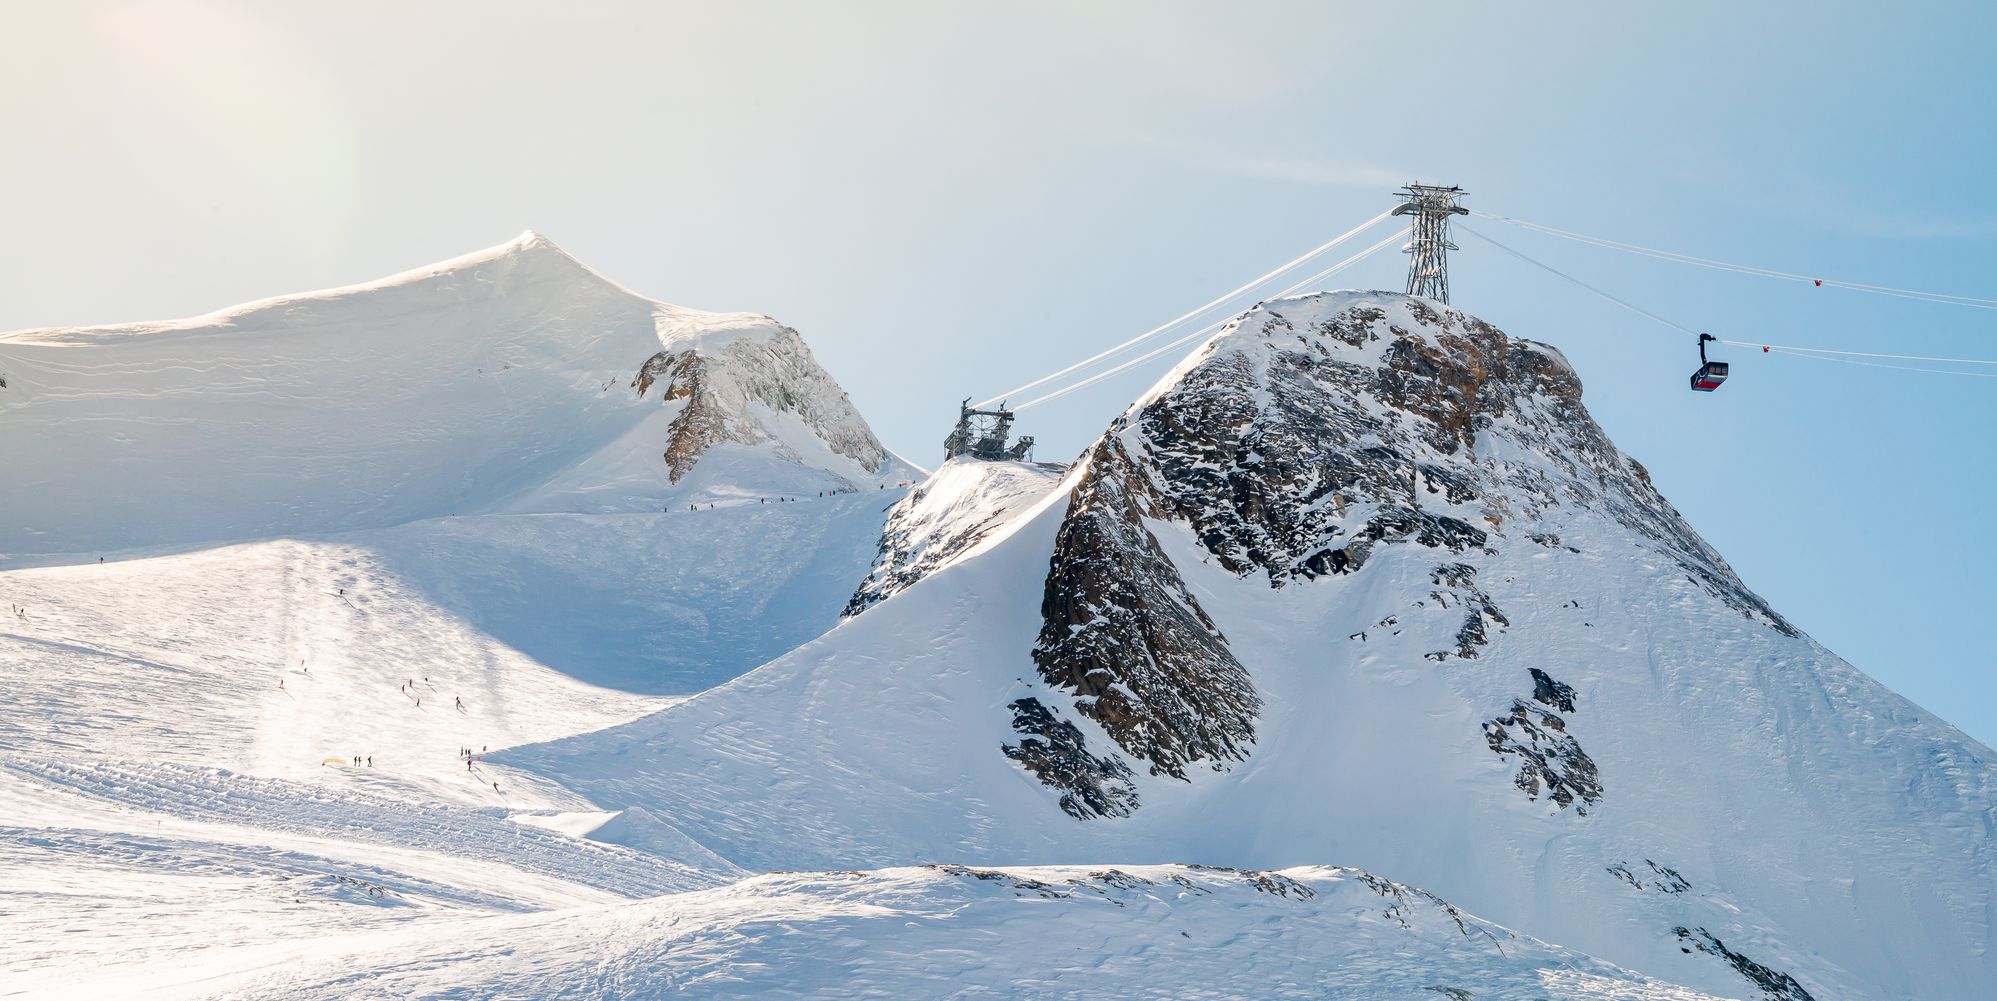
left=1731, top=341, right=1997, bottom=365
left=1760, top=347, right=1997, bottom=379
left=1014, top=226, right=1410, bottom=410
left=1457, top=225, right=1696, bottom=337
left=1461, top=224, right=1997, bottom=379
left=973, top=206, right=1397, bottom=408
left=1469, top=209, right=1997, bottom=310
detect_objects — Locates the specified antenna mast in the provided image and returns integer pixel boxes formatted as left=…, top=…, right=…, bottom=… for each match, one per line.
left=1392, top=183, right=1468, bottom=303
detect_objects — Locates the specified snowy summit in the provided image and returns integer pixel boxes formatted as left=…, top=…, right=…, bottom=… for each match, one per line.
left=0, top=231, right=915, bottom=561
left=1, top=262, right=1990, bottom=1000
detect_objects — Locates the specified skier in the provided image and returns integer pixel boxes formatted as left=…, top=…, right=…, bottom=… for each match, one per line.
left=493, top=781, right=500, bottom=793
left=278, top=678, right=284, bottom=689
left=367, top=756, right=372, bottom=766
left=415, top=697, right=421, bottom=708
left=467, top=758, right=473, bottom=772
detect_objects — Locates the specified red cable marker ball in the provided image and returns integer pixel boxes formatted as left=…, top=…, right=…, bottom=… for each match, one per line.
left=1814, top=279, right=1823, bottom=287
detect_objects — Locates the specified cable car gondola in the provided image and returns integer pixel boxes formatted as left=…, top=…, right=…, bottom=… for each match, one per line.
left=1689, top=333, right=1727, bottom=392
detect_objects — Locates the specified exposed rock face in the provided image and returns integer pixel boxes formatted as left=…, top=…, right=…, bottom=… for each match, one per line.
left=1485, top=698, right=1602, bottom=813
left=1119, top=296, right=1785, bottom=638
left=1427, top=563, right=1508, bottom=661
left=632, top=322, right=894, bottom=485
left=1673, top=927, right=1817, bottom=1001
left=1008, top=292, right=1792, bottom=819
left=1000, top=697, right=1139, bottom=820
left=1530, top=667, right=1577, bottom=713
left=635, top=351, right=725, bottom=482
left=1607, top=859, right=1690, bottom=893
left=1020, top=438, right=1260, bottom=786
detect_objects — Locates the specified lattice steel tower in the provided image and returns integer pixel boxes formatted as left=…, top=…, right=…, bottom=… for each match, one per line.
left=1392, top=184, right=1468, bottom=303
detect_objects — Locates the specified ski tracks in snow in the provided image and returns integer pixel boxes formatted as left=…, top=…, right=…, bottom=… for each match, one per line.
left=2, top=756, right=727, bottom=901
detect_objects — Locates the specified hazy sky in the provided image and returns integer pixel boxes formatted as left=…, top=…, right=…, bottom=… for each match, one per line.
left=6, top=1, right=1996, bottom=744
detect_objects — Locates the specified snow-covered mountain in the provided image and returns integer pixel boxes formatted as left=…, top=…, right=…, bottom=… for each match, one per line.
left=0, top=234, right=918, bottom=699
left=0, top=231, right=915, bottom=562
left=505, top=293, right=1996, bottom=1000
left=5, top=269, right=1991, bottom=999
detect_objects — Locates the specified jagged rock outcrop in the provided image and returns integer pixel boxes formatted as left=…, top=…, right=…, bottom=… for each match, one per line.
left=1531, top=667, right=1577, bottom=713
left=632, top=322, right=895, bottom=486
left=1673, top=927, right=1816, bottom=1001
left=1607, top=860, right=1690, bottom=893
left=1018, top=438, right=1260, bottom=790
left=1000, top=697, right=1139, bottom=820
left=1485, top=698, right=1602, bottom=813
left=1007, top=292, right=1796, bottom=818
left=1426, top=563, right=1509, bottom=660
left=1105, top=295, right=1787, bottom=635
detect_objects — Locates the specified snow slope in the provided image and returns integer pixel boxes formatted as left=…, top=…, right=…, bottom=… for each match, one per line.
left=0, top=231, right=915, bottom=562
left=32, top=864, right=1729, bottom=1001
left=844, top=455, right=1068, bottom=615
left=503, top=293, right=1997, bottom=1001
left=0, top=521, right=1725, bottom=998
left=6, top=271, right=1985, bottom=998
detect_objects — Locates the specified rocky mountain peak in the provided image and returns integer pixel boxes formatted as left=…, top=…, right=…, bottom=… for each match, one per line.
left=630, top=315, right=901, bottom=486
left=1007, top=291, right=1790, bottom=817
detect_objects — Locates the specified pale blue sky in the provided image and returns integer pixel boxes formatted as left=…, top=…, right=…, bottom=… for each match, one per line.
left=5, top=1, right=1994, bottom=743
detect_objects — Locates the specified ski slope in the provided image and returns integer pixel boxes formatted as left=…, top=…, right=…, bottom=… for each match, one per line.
left=20, top=863, right=1729, bottom=1000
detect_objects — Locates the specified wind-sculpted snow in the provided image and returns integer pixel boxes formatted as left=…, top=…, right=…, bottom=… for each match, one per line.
left=0, top=231, right=912, bottom=558
left=46, top=864, right=1733, bottom=1000
left=844, top=456, right=1066, bottom=617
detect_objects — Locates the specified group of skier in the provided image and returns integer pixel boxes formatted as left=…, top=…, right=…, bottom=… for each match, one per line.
left=680, top=484, right=898, bottom=514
